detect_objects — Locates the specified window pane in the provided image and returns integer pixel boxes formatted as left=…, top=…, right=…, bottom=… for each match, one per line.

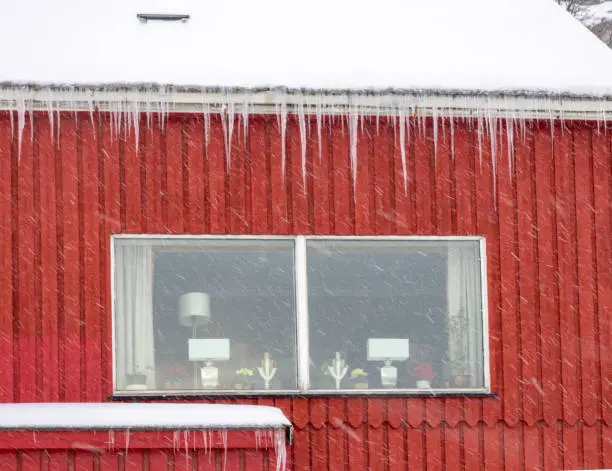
left=114, top=238, right=297, bottom=392
left=306, top=240, right=484, bottom=390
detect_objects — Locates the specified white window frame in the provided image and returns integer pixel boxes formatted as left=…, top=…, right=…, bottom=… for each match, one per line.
left=111, top=234, right=490, bottom=396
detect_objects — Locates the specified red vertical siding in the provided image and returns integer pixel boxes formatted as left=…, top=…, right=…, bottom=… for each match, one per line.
left=0, top=111, right=610, bottom=470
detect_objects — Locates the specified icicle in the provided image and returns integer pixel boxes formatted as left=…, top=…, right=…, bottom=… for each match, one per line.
left=432, top=106, right=439, bottom=168
left=398, top=106, right=408, bottom=195
left=507, top=118, right=514, bottom=179
left=47, top=100, right=54, bottom=142
left=348, top=108, right=358, bottom=194
left=277, top=100, right=287, bottom=178
left=297, top=99, right=307, bottom=192
left=450, top=115, right=455, bottom=162
left=56, top=108, right=61, bottom=146
left=242, top=97, right=250, bottom=148
left=477, top=116, right=483, bottom=168
left=315, top=96, right=323, bottom=162
left=132, top=100, right=140, bottom=150
left=16, top=94, right=25, bottom=161
left=274, top=428, right=287, bottom=471
left=9, top=108, right=14, bottom=139
left=221, top=430, right=228, bottom=471
left=88, top=98, right=96, bottom=139
left=124, top=428, right=130, bottom=456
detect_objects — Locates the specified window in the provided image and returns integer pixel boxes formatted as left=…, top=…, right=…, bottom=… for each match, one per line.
left=113, top=236, right=488, bottom=394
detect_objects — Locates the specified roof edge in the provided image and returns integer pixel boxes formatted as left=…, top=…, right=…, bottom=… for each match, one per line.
left=2, top=85, right=612, bottom=120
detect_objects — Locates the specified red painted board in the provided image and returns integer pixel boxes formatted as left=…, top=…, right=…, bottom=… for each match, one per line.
left=425, top=426, right=443, bottom=471
left=503, top=425, right=521, bottom=470
left=185, top=116, right=206, bottom=233
left=463, top=423, right=482, bottom=471
left=80, top=117, right=102, bottom=403
left=515, top=126, right=541, bottom=426
left=373, top=118, right=393, bottom=235
left=368, top=426, right=385, bottom=471
left=542, top=422, right=562, bottom=471
left=523, top=424, right=542, bottom=471
left=38, top=115, right=59, bottom=403
left=354, top=116, right=373, bottom=235
left=443, top=425, right=461, bottom=470
left=562, top=423, right=580, bottom=471
left=270, top=114, right=289, bottom=234
left=0, top=114, right=14, bottom=403
left=249, top=116, right=270, bottom=234
left=330, top=117, right=352, bottom=235
left=17, top=113, right=36, bottom=402
left=208, top=114, right=228, bottom=234
left=497, top=122, right=520, bottom=427
left=483, top=424, right=503, bottom=470
left=311, top=115, right=330, bottom=234
left=289, top=116, right=309, bottom=235
left=387, top=425, right=405, bottom=471
left=555, top=126, right=581, bottom=425
left=406, top=427, right=424, bottom=471
left=434, top=116, right=452, bottom=236
left=59, top=115, right=81, bottom=402
left=292, top=426, right=311, bottom=471
left=582, top=423, right=603, bottom=470
left=534, top=122, right=562, bottom=424
left=574, top=126, right=600, bottom=425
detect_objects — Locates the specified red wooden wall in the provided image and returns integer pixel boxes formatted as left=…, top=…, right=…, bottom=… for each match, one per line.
left=0, top=111, right=610, bottom=470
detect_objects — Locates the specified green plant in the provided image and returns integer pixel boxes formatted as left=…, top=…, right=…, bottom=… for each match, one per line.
left=350, top=368, right=368, bottom=379
left=236, top=368, right=254, bottom=377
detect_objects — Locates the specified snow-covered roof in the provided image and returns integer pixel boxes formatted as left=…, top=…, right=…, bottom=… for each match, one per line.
left=0, top=403, right=291, bottom=430
left=3, top=0, right=612, bottom=97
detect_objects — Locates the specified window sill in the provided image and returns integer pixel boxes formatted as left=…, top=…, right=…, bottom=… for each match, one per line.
left=110, top=389, right=496, bottom=400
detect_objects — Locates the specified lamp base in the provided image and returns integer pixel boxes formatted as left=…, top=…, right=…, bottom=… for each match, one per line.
left=200, top=363, right=219, bottom=389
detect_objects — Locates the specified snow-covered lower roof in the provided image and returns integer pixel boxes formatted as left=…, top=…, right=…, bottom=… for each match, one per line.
left=3, top=0, right=612, bottom=98
left=0, top=403, right=291, bottom=430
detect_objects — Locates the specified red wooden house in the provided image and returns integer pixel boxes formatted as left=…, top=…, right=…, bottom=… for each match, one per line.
left=0, top=0, right=610, bottom=469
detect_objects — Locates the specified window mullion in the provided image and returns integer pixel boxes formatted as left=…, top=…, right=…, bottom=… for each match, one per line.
left=295, top=236, right=310, bottom=392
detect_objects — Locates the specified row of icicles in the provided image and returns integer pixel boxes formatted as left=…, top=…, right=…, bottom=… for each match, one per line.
left=3, top=95, right=607, bottom=197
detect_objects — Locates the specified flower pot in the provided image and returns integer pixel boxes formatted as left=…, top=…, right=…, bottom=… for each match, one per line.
left=416, top=380, right=431, bottom=389
left=353, top=382, right=369, bottom=390
left=234, top=381, right=252, bottom=390
left=451, top=374, right=471, bottom=388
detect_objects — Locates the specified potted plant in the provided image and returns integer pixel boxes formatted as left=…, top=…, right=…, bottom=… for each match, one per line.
left=160, top=363, right=190, bottom=389
left=349, top=368, right=368, bottom=389
left=235, top=368, right=255, bottom=390
left=447, top=312, right=472, bottom=388
left=413, top=362, right=435, bottom=389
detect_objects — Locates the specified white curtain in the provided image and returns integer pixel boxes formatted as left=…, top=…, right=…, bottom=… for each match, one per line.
left=447, top=245, right=481, bottom=381
left=115, top=245, right=156, bottom=389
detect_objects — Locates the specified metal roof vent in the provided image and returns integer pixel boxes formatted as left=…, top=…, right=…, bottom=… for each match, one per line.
left=137, top=13, right=190, bottom=23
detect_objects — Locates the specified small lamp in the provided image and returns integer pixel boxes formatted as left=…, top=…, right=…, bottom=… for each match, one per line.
left=179, top=292, right=212, bottom=388
left=367, top=338, right=410, bottom=388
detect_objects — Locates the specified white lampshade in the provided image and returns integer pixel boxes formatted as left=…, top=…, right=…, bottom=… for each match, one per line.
left=188, top=338, right=231, bottom=362
left=179, top=292, right=211, bottom=327
left=367, top=338, right=410, bottom=361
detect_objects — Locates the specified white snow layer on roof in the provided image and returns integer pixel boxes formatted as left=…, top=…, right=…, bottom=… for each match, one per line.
left=2, top=0, right=612, bottom=96
left=0, top=403, right=291, bottom=430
